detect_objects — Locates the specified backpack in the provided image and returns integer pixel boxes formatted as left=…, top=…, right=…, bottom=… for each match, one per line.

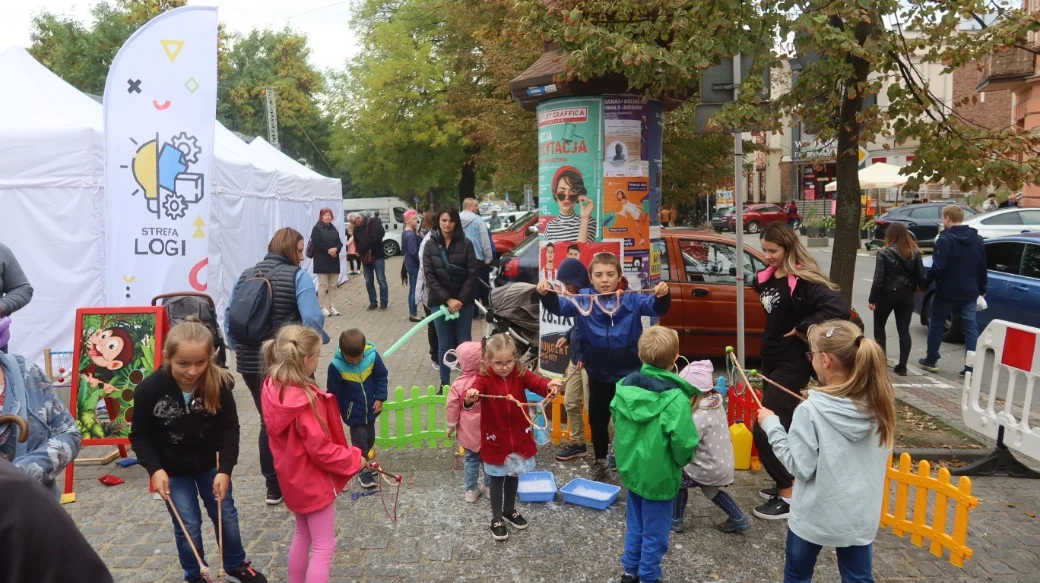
left=228, top=265, right=288, bottom=345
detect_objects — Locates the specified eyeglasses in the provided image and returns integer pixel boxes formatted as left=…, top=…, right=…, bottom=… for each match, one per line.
left=556, top=193, right=580, bottom=203
left=490, top=359, right=515, bottom=369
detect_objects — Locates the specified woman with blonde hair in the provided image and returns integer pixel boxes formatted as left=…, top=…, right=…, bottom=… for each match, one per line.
left=129, top=320, right=267, bottom=583
left=868, top=222, right=925, bottom=376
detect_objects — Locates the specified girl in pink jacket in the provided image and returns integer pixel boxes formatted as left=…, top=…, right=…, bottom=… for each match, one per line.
left=445, top=341, right=489, bottom=503
left=261, top=325, right=365, bottom=583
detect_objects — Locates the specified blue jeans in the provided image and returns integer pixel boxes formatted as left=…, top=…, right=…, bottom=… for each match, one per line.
left=363, top=258, right=388, bottom=308
left=926, top=296, right=979, bottom=364
left=433, top=303, right=474, bottom=387
left=621, top=491, right=672, bottom=583
left=166, top=468, right=248, bottom=580
left=463, top=448, right=489, bottom=491
left=407, top=265, right=419, bottom=318
left=784, top=529, right=873, bottom=583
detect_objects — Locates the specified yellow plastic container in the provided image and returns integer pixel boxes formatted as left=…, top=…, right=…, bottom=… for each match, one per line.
left=730, top=422, right=753, bottom=471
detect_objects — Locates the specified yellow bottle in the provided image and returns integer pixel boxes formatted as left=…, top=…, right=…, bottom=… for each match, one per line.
left=730, top=422, right=753, bottom=471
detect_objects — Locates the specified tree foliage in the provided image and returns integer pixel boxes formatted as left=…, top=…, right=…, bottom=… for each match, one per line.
left=516, top=0, right=1040, bottom=298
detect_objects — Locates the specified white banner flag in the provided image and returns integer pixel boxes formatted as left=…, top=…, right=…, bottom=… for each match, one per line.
left=104, top=6, right=218, bottom=305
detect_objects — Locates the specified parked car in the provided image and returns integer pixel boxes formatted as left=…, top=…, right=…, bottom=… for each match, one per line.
left=915, top=233, right=1040, bottom=341
left=490, top=210, right=538, bottom=255
left=711, top=206, right=734, bottom=231
left=495, top=229, right=769, bottom=357
left=342, top=196, right=412, bottom=256
left=873, top=203, right=978, bottom=249
left=721, top=204, right=800, bottom=234
left=948, top=207, right=1040, bottom=241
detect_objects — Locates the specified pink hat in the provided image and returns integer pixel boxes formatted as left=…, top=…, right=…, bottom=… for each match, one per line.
left=679, top=360, right=714, bottom=393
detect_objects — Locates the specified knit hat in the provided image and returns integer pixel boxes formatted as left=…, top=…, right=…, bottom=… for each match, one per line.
left=679, top=359, right=714, bottom=394
left=556, top=258, right=590, bottom=290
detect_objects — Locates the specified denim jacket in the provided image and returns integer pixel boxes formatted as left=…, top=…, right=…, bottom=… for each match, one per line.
left=0, top=352, right=81, bottom=498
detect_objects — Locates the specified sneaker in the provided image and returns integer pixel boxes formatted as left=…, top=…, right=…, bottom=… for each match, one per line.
left=321, top=307, right=331, bottom=317
left=607, top=454, right=617, bottom=472
left=758, top=487, right=778, bottom=501
left=265, top=488, right=282, bottom=505
left=619, top=575, right=639, bottom=583
left=753, top=497, right=790, bottom=520
left=959, top=366, right=973, bottom=378
left=464, top=489, right=481, bottom=503
left=330, top=306, right=340, bottom=316
left=671, top=518, right=685, bottom=533
left=358, top=471, right=377, bottom=489
left=589, top=459, right=610, bottom=481
left=490, top=520, right=509, bottom=541
left=431, top=359, right=441, bottom=370
left=555, top=443, right=588, bottom=461
left=379, top=305, right=388, bottom=311
left=893, top=366, right=908, bottom=377
left=225, top=560, right=268, bottom=583
left=366, top=304, right=378, bottom=311
left=917, top=358, right=939, bottom=373
left=480, top=483, right=490, bottom=498
left=717, top=514, right=752, bottom=533
left=503, top=509, right=528, bottom=530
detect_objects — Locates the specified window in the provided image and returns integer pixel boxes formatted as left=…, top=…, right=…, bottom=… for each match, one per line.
left=393, top=207, right=406, bottom=225
left=1022, top=244, right=1040, bottom=280
left=678, top=240, right=759, bottom=285
left=658, top=242, right=671, bottom=282
left=909, top=206, right=941, bottom=220
left=1021, top=210, right=1040, bottom=226
left=982, top=212, right=1023, bottom=226
left=759, top=205, right=783, bottom=214
left=985, top=241, right=1024, bottom=275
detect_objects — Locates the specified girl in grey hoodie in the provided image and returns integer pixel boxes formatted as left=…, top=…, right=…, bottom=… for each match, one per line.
left=758, top=320, right=895, bottom=583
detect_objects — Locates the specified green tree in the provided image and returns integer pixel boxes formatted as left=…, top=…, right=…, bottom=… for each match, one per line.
left=662, top=101, right=734, bottom=208
left=515, top=0, right=1040, bottom=300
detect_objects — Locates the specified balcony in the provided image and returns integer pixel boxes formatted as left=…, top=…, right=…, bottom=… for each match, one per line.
left=977, top=46, right=1035, bottom=92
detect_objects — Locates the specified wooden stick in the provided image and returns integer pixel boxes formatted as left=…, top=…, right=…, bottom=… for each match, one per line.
left=216, top=454, right=225, bottom=581
left=166, top=496, right=210, bottom=579
left=727, top=352, right=763, bottom=407
left=753, top=370, right=806, bottom=403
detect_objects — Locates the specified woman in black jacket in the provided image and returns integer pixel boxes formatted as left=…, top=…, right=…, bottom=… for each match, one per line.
left=868, top=222, right=925, bottom=376
left=422, top=207, right=479, bottom=389
left=310, top=208, right=343, bottom=317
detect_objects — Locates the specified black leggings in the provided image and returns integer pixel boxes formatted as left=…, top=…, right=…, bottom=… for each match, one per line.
left=873, top=294, right=914, bottom=369
left=489, top=476, right=518, bottom=522
left=587, top=378, right=618, bottom=460
left=423, top=304, right=438, bottom=362
left=751, top=360, right=811, bottom=491
left=347, top=254, right=360, bottom=272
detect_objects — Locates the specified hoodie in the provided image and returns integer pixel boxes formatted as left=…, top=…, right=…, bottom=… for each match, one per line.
left=261, top=379, right=364, bottom=514
left=327, top=343, right=389, bottom=427
left=927, top=225, right=987, bottom=302
left=611, top=364, right=700, bottom=500
left=445, top=342, right=484, bottom=452
left=761, top=391, right=891, bottom=548
left=460, top=210, right=493, bottom=262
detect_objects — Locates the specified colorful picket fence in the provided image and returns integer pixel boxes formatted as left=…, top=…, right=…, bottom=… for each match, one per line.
left=374, top=386, right=450, bottom=449
left=881, top=452, right=979, bottom=568
left=547, top=394, right=593, bottom=445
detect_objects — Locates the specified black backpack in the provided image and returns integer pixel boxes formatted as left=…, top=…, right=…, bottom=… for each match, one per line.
left=228, top=265, right=286, bottom=345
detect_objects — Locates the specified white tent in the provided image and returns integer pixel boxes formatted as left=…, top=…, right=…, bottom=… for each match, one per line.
left=0, top=46, right=342, bottom=364
left=825, top=162, right=916, bottom=192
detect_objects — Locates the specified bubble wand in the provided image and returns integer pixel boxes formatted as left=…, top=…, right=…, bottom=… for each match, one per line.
left=382, top=305, right=459, bottom=358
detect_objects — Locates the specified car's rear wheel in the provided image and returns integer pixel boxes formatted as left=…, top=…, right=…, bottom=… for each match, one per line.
left=383, top=240, right=400, bottom=257
left=746, top=221, right=760, bottom=234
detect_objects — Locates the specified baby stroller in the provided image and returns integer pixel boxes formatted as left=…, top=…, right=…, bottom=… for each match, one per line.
left=476, top=283, right=540, bottom=365
left=151, top=292, right=228, bottom=369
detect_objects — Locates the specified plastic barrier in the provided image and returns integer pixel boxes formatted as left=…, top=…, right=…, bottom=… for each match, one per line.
left=958, top=319, right=1040, bottom=478
left=880, top=452, right=979, bottom=567
left=375, top=386, right=450, bottom=449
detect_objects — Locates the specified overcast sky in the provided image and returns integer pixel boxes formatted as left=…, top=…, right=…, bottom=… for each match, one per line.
left=0, top=0, right=360, bottom=72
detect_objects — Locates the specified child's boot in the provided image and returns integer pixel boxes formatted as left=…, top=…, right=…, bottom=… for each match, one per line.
left=717, top=514, right=751, bottom=533
left=670, top=518, right=685, bottom=533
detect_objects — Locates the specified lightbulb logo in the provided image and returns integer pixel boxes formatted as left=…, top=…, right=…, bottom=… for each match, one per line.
left=123, top=132, right=204, bottom=220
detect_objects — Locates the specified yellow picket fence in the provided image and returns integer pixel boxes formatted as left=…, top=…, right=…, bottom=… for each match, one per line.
left=880, top=452, right=979, bottom=568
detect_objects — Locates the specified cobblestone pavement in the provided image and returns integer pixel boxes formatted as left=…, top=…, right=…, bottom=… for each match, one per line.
left=65, top=258, right=1040, bottom=582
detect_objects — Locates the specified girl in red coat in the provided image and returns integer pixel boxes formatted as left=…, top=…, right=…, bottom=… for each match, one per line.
left=464, top=334, right=562, bottom=541
left=261, top=325, right=366, bottom=583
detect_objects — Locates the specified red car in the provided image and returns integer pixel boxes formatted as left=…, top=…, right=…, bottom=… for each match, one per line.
left=491, top=211, right=538, bottom=255
left=726, top=203, right=801, bottom=234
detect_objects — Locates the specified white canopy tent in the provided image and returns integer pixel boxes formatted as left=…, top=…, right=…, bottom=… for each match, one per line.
left=825, top=162, right=918, bottom=192
left=0, top=46, right=342, bottom=365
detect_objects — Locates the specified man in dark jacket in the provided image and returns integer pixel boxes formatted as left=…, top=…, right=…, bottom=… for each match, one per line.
left=920, top=205, right=986, bottom=376
left=354, top=214, right=389, bottom=310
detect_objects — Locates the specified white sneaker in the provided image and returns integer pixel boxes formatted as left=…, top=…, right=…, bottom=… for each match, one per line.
left=465, top=489, right=481, bottom=503
left=330, top=306, right=340, bottom=316
left=321, top=307, right=331, bottom=317
left=480, top=483, right=490, bottom=498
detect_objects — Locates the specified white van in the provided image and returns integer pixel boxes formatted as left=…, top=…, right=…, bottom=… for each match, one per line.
left=342, top=196, right=412, bottom=256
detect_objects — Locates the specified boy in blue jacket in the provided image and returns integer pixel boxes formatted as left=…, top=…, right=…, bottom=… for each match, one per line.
left=328, top=328, right=388, bottom=488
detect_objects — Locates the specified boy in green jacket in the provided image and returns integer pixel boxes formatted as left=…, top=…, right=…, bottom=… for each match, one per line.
left=610, top=326, right=700, bottom=583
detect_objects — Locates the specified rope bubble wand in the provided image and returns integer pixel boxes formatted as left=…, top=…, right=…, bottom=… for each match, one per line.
left=364, top=451, right=403, bottom=524
left=725, top=346, right=805, bottom=404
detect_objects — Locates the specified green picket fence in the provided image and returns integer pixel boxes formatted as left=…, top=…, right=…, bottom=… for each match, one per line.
left=374, top=386, right=451, bottom=449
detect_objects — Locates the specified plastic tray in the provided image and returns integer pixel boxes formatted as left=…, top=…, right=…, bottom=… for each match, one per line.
left=517, top=471, right=558, bottom=503
left=559, top=478, right=622, bottom=510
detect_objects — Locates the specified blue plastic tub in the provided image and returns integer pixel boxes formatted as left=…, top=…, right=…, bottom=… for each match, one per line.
left=560, top=478, right=622, bottom=510
left=517, top=471, right=557, bottom=503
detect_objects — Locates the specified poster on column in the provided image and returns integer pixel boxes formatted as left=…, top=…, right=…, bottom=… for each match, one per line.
left=538, top=239, right=623, bottom=377
left=104, top=6, right=218, bottom=305
left=603, top=95, right=649, bottom=178
left=537, top=98, right=603, bottom=243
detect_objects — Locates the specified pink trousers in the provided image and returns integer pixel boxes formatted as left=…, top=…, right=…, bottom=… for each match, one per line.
left=288, top=502, right=337, bottom=583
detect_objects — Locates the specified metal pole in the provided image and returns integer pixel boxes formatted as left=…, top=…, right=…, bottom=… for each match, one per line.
left=733, top=55, right=746, bottom=369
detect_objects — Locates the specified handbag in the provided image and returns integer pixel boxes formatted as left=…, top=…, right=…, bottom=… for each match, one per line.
left=305, top=240, right=315, bottom=259
left=438, top=243, right=469, bottom=283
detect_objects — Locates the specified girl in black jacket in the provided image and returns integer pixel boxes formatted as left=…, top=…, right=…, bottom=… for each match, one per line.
left=310, top=208, right=343, bottom=317
left=868, top=222, right=925, bottom=376
left=422, top=207, right=479, bottom=388
left=752, top=222, right=850, bottom=521
left=129, top=321, right=267, bottom=583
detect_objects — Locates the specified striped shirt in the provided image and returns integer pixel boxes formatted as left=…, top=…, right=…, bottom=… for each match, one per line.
left=545, top=212, right=597, bottom=243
